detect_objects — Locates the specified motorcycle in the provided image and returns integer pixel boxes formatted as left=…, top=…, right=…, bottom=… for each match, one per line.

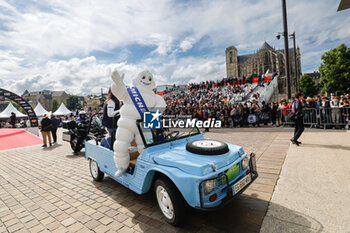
left=62, top=114, right=106, bottom=153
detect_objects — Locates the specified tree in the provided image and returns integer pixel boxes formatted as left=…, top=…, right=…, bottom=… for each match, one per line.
left=319, top=44, right=350, bottom=95
left=299, top=74, right=319, bottom=97
left=66, top=95, right=81, bottom=111
left=100, top=96, right=106, bottom=104
left=51, top=99, right=59, bottom=112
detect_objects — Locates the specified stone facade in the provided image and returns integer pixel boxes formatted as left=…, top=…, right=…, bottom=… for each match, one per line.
left=226, top=42, right=301, bottom=79
left=22, top=90, right=69, bottom=111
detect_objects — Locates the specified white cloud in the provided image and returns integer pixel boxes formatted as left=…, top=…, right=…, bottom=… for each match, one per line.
left=0, top=0, right=285, bottom=61
left=0, top=51, right=24, bottom=74
left=2, top=55, right=225, bottom=95
left=179, top=37, right=196, bottom=52
left=0, top=0, right=349, bottom=95
left=3, top=56, right=142, bottom=95
left=167, top=59, right=225, bottom=84
left=149, top=33, right=174, bottom=55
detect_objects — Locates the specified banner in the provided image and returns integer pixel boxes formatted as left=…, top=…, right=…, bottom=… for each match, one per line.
left=126, top=86, right=149, bottom=119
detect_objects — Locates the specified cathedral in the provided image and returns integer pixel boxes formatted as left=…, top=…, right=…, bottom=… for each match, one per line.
left=225, top=42, right=301, bottom=79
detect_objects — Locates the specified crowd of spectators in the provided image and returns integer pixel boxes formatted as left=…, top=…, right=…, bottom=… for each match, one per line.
left=0, top=113, right=28, bottom=128
left=279, top=94, right=350, bottom=129
left=164, top=78, right=350, bottom=129
left=0, top=107, right=104, bottom=129
left=55, top=72, right=341, bottom=131
left=187, top=74, right=275, bottom=91
left=1, top=71, right=348, bottom=130
left=59, top=108, right=103, bottom=126
left=164, top=87, right=275, bottom=127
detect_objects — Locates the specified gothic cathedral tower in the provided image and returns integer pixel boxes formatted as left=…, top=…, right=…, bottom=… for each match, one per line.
left=225, top=46, right=238, bottom=78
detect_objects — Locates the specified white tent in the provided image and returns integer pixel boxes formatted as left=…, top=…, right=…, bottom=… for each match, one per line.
left=53, top=103, right=71, bottom=115
left=0, top=103, right=27, bottom=118
left=34, top=102, right=49, bottom=117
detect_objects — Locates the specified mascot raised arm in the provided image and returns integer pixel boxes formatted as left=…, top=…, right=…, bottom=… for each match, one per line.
left=111, top=70, right=166, bottom=176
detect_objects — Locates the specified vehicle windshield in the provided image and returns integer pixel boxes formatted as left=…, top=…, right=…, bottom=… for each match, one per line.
left=137, top=120, right=200, bottom=147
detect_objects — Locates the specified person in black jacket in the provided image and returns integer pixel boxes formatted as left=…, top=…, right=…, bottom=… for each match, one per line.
left=242, top=103, right=250, bottom=126
left=270, top=102, right=278, bottom=127
left=102, top=88, right=120, bottom=150
left=40, top=114, right=53, bottom=147
left=10, top=112, right=16, bottom=128
left=50, top=114, right=59, bottom=144
left=102, top=88, right=120, bottom=134
left=291, top=93, right=304, bottom=145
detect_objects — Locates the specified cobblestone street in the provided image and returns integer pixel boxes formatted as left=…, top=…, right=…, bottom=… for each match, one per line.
left=0, top=128, right=292, bottom=233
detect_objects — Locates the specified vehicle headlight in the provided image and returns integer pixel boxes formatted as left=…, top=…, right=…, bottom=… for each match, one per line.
left=241, top=157, right=249, bottom=170
left=204, top=179, right=216, bottom=194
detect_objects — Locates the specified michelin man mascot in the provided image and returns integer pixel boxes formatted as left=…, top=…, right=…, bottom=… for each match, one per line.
left=111, top=70, right=166, bottom=176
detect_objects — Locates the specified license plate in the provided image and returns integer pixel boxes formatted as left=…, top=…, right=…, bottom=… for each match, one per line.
left=233, top=175, right=251, bottom=194
left=62, top=132, right=71, bottom=142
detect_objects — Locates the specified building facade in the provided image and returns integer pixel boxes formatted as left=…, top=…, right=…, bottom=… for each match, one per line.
left=22, top=90, right=69, bottom=111
left=225, top=42, right=301, bottom=79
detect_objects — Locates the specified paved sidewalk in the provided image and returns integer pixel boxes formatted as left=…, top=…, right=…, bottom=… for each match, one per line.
left=260, top=131, right=350, bottom=233
left=0, top=128, right=292, bottom=233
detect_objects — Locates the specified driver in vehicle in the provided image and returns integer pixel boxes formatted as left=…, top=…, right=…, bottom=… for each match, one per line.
left=152, top=128, right=170, bottom=142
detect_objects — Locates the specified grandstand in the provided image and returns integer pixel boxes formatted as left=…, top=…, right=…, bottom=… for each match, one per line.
left=181, top=73, right=279, bottom=104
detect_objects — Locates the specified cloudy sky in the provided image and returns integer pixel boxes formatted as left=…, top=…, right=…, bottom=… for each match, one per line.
left=0, top=0, right=349, bottom=95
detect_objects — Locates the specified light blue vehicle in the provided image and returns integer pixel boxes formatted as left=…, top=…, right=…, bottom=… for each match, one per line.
left=85, top=121, right=258, bottom=226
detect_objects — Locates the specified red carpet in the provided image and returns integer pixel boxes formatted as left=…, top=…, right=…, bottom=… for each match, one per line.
left=0, top=129, right=43, bottom=151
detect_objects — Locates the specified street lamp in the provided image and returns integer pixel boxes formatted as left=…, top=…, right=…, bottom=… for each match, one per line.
left=289, top=32, right=298, bottom=92
left=276, top=32, right=283, bottom=40
left=277, top=0, right=292, bottom=99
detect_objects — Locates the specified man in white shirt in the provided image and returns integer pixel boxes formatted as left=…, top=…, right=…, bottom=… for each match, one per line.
left=330, top=96, right=342, bottom=126
left=246, top=100, right=252, bottom=108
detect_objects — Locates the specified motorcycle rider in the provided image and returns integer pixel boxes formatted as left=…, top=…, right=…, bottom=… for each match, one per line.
left=74, top=111, right=90, bottom=153
left=76, top=111, right=89, bottom=126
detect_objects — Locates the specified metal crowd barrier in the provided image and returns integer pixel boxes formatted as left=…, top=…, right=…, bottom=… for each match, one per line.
left=280, top=107, right=350, bottom=129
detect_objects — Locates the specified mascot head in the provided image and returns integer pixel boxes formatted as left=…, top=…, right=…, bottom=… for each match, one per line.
left=132, top=70, right=156, bottom=90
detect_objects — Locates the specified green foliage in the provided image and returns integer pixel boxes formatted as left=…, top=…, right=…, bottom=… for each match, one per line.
left=319, top=44, right=350, bottom=95
left=66, top=95, right=82, bottom=111
left=18, top=107, right=26, bottom=115
left=51, top=99, right=60, bottom=112
left=100, top=96, right=106, bottom=104
left=299, top=74, right=319, bottom=97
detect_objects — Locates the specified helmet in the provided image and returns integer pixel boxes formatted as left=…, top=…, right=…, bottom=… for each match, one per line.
left=79, top=111, right=86, bottom=115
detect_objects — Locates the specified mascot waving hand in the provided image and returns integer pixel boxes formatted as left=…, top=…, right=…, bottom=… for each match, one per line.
left=111, top=70, right=166, bottom=176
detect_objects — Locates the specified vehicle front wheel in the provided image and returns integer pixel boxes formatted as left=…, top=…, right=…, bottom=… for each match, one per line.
left=89, top=159, right=104, bottom=181
left=154, top=177, right=185, bottom=226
